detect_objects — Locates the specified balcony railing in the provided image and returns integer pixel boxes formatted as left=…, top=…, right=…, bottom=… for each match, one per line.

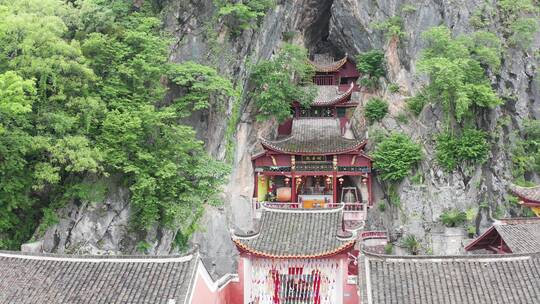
left=313, top=75, right=335, bottom=85
left=252, top=198, right=367, bottom=221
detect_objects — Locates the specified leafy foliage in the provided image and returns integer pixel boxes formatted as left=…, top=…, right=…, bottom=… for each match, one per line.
left=355, top=50, right=385, bottom=90
left=509, top=18, right=539, bottom=49
left=512, top=119, right=540, bottom=179
left=435, top=129, right=490, bottom=171
left=372, top=133, right=423, bottom=182
left=415, top=26, right=502, bottom=123
left=167, top=61, right=238, bottom=113
left=440, top=209, right=467, bottom=227
left=388, top=83, right=400, bottom=93
left=215, top=0, right=275, bottom=35
left=364, top=97, right=389, bottom=123
left=401, top=234, right=421, bottom=255
left=250, top=44, right=316, bottom=122
left=372, top=16, right=405, bottom=41
left=0, top=0, right=232, bottom=248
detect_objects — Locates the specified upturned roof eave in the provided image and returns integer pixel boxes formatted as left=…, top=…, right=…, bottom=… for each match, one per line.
left=260, top=138, right=367, bottom=156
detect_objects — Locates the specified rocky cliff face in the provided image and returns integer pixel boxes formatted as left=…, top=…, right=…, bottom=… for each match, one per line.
left=33, top=0, right=539, bottom=275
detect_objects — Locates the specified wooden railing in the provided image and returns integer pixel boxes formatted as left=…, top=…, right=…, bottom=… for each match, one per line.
left=313, top=75, right=335, bottom=85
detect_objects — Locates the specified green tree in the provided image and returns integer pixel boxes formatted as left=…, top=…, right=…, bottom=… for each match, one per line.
left=356, top=50, right=385, bottom=90
left=416, top=26, right=502, bottom=124
left=401, top=234, right=421, bottom=255
left=215, top=0, right=275, bottom=35
left=440, top=209, right=467, bottom=227
left=364, top=97, right=388, bottom=123
left=372, top=133, right=423, bottom=182
left=0, top=0, right=234, bottom=248
left=250, top=43, right=316, bottom=122
left=435, top=128, right=489, bottom=171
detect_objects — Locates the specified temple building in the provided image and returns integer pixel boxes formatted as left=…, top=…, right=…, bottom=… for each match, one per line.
left=232, top=205, right=359, bottom=304
left=509, top=183, right=540, bottom=217
left=465, top=218, right=540, bottom=254
left=252, top=54, right=372, bottom=227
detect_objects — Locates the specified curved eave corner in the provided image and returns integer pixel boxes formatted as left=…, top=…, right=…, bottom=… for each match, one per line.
left=509, top=183, right=540, bottom=205
left=308, top=56, right=348, bottom=73
left=312, top=82, right=355, bottom=107
left=259, top=137, right=367, bottom=156
left=232, top=238, right=355, bottom=259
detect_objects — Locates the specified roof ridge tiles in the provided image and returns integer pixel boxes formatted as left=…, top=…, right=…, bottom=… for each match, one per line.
left=0, top=249, right=195, bottom=263
left=362, top=249, right=540, bottom=261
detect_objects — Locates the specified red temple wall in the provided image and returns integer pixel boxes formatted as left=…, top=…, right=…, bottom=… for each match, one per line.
left=337, top=154, right=371, bottom=167
left=277, top=118, right=293, bottom=135
left=337, top=61, right=360, bottom=79
left=253, top=154, right=291, bottom=167
left=240, top=253, right=359, bottom=304
left=190, top=259, right=244, bottom=304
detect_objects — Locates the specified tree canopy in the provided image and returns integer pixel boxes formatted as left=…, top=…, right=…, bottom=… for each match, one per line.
left=415, top=26, right=502, bottom=125
left=249, top=43, right=316, bottom=122
left=0, top=0, right=234, bottom=249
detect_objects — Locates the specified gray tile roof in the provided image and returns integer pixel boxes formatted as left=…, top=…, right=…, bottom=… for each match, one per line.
left=308, top=54, right=347, bottom=72
left=361, top=252, right=540, bottom=304
left=510, top=183, right=540, bottom=203
left=261, top=118, right=364, bottom=154
left=495, top=222, right=540, bottom=253
left=311, top=83, right=353, bottom=106
left=0, top=250, right=197, bottom=304
left=233, top=206, right=354, bottom=258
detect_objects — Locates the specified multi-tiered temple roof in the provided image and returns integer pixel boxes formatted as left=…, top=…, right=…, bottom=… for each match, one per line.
left=233, top=206, right=355, bottom=258
left=260, top=118, right=365, bottom=155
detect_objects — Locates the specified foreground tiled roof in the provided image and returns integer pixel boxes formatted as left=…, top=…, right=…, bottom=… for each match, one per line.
left=360, top=252, right=540, bottom=304
left=311, top=83, right=354, bottom=106
left=0, top=250, right=197, bottom=304
left=260, top=118, right=365, bottom=155
left=233, top=206, right=355, bottom=258
left=510, top=183, right=540, bottom=204
left=308, top=54, right=347, bottom=72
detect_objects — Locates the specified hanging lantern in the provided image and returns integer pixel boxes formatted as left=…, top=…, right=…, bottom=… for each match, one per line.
left=338, top=177, right=344, bottom=185
left=325, top=176, right=332, bottom=185
left=361, top=177, right=368, bottom=184
left=284, top=177, right=290, bottom=185
left=296, top=177, right=302, bottom=185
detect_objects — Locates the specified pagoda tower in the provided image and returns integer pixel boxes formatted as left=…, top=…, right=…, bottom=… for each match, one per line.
left=251, top=54, right=373, bottom=227
left=233, top=54, right=371, bottom=304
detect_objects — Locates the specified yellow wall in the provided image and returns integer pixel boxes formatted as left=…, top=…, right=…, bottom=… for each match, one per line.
left=257, top=176, right=268, bottom=202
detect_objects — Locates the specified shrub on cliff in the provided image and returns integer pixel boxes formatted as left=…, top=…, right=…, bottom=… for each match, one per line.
left=372, top=133, right=423, bottom=182
left=364, top=97, right=389, bottom=123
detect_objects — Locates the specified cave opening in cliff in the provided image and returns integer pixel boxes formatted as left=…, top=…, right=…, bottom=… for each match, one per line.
left=303, top=0, right=343, bottom=61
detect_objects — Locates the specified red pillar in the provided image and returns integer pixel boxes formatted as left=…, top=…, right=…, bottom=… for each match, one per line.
left=291, top=174, right=297, bottom=207
left=254, top=174, right=258, bottom=200
left=333, top=171, right=338, bottom=205
left=368, top=172, right=373, bottom=206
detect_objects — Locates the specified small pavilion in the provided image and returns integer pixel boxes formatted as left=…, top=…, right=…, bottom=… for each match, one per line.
left=465, top=218, right=540, bottom=254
